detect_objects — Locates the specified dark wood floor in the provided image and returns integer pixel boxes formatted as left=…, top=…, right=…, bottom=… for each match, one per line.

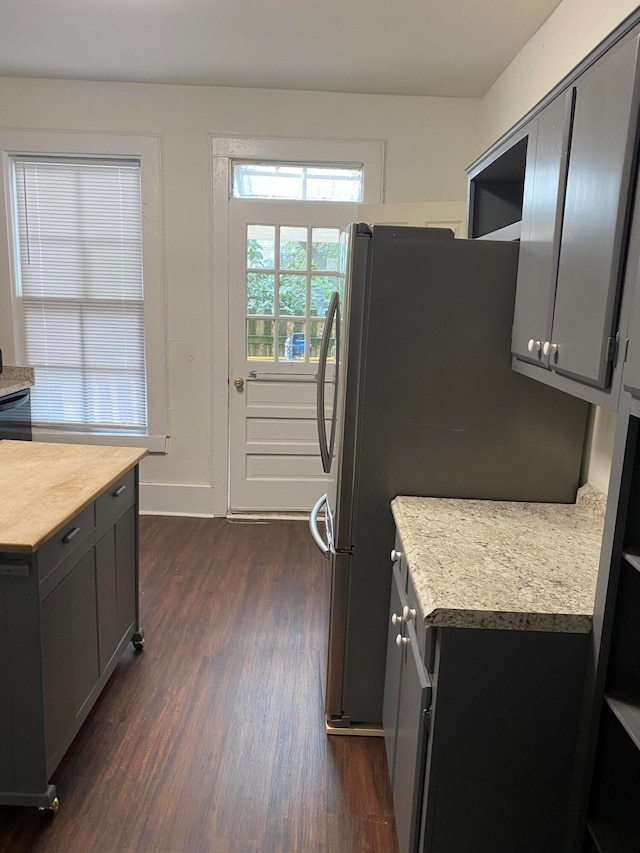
left=0, top=517, right=398, bottom=852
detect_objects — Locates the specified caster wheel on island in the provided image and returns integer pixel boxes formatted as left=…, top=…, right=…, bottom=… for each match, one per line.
left=132, top=629, right=145, bottom=651
left=39, top=797, right=60, bottom=814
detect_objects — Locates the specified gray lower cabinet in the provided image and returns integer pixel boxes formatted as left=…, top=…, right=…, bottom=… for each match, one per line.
left=0, top=466, right=141, bottom=810
left=384, top=535, right=592, bottom=853
left=512, top=31, right=640, bottom=394
left=384, top=556, right=432, bottom=853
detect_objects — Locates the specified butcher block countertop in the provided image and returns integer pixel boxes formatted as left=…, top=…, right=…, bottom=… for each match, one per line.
left=0, top=366, right=35, bottom=398
left=391, top=484, right=607, bottom=634
left=0, top=440, right=146, bottom=553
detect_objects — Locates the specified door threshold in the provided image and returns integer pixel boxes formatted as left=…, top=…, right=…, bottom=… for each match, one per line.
left=226, top=512, right=309, bottom=521
left=326, top=722, right=384, bottom=737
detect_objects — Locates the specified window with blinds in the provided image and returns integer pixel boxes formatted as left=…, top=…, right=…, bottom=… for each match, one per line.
left=10, top=156, right=148, bottom=433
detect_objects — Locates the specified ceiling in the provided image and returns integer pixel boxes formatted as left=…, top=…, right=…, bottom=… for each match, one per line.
left=0, top=0, right=564, bottom=98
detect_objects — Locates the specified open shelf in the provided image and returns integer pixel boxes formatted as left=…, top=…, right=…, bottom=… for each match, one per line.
left=605, top=693, right=640, bottom=750
left=606, top=557, right=640, bottom=702
left=469, top=137, right=528, bottom=238
left=622, top=548, right=640, bottom=573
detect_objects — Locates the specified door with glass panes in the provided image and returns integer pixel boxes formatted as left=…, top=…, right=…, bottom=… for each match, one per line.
left=228, top=196, right=356, bottom=512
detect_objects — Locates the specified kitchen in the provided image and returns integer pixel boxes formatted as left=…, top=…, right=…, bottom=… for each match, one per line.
left=1, top=0, right=639, bottom=850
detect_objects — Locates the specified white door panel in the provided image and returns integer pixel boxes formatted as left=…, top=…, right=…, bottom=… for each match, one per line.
left=228, top=199, right=353, bottom=511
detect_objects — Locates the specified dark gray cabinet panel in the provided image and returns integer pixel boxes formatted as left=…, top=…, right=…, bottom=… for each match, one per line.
left=383, top=560, right=405, bottom=786
left=41, top=547, right=99, bottom=769
left=394, top=618, right=430, bottom=853
left=512, top=92, right=571, bottom=364
left=551, top=34, right=640, bottom=388
left=383, top=558, right=432, bottom=853
left=625, top=290, right=640, bottom=397
left=96, top=506, right=137, bottom=672
left=421, top=628, right=589, bottom=853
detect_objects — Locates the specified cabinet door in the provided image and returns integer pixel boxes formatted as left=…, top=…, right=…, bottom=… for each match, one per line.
left=551, top=34, right=640, bottom=388
left=512, top=93, right=572, bottom=365
left=393, top=618, right=431, bottom=853
left=624, top=262, right=640, bottom=397
left=383, top=562, right=406, bottom=786
left=96, top=506, right=137, bottom=672
left=41, top=548, right=99, bottom=765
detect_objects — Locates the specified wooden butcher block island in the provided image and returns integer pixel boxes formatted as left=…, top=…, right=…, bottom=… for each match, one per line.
left=0, top=441, right=146, bottom=811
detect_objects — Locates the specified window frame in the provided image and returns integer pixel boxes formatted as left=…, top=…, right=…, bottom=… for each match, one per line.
left=0, top=131, right=168, bottom=452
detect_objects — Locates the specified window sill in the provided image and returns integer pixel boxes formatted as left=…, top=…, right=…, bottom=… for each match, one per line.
left=31, top=429, right=168, bottom=453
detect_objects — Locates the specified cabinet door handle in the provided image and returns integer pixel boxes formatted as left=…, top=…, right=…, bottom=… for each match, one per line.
left=543, top=341, right=558, bottom=356
left=527, top=339, right=541, bottom=353
left=62, top=526, right=81, bottom=544
left=396, top=634, right=409, bottom=648
left=392, top=612, right=404, bottom=626
left=113, top=484, right=127, bottom=497
left=390, top=549, right=403, bottom=563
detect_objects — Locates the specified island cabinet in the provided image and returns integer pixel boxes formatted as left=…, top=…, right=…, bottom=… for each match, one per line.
left=0, top=441, right=146, bottom=811
left=387, top=490, right=606, bottom=853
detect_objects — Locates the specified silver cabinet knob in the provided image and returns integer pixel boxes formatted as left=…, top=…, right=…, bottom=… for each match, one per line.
left=391, top=612, right=403, bottom=626
left=402, top=605, right=417, bottom=623
left=395, top=633, right=409, bottom=648
left=542, top=341, right=558, bottom=356
left=391, top=549, right=402, bottom=563
left=527, top=339, right=541, bottom=353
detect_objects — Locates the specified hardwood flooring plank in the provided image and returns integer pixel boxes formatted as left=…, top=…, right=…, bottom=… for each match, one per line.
left=0, top=517, right=397, bottom=853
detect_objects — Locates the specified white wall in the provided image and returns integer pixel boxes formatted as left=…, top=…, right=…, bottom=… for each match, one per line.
left=0, top=77, right=479, bottom=513
left=476, top=0, right=640, bottom=494
left=478, top=0, right=640, bottom=154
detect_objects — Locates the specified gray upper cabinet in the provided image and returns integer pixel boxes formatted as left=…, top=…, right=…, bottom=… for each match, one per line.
left=513, top=33, right=640, bottom=390
left=511, top=92, right=571, bottom=365
left=552, top=34, right=640, bottom=387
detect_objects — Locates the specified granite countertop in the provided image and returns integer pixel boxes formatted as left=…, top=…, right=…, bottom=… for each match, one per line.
left=0, top=440, right=147, bottom=552
left=391, top=484, right=607, bottom=633
left=0, top=366, right=35, bottom=398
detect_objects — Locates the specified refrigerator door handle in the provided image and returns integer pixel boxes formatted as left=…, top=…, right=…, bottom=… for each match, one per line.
left=316, top=291, right=340, bottom=474
left=309, top=493, right=332, bottom=557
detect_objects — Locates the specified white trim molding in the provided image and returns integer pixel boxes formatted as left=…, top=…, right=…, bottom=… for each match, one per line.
left=209, top=135, right=385, bottom=517
left=139, top=483, right=216, bottom=517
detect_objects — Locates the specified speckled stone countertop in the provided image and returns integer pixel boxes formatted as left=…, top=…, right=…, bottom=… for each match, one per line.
left=0, top=366, right=35, bottom=398
left=0, top=440, right=147, bottom=552
left=391, top=485, right=607, bottom=633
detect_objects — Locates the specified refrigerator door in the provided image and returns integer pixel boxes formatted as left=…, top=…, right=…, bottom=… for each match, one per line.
left=325, top=224, right=371, bottom=552
left=324, top=550, right=351, bottom=722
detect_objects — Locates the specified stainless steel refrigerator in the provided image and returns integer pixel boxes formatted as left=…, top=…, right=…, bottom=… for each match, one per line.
left=308, top=224, right=588, bottom=732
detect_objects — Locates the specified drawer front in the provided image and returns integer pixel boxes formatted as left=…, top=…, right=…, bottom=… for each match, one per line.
left=96, top=468, right=136, bottom=533
left=38, top=503, right=95, bottom=582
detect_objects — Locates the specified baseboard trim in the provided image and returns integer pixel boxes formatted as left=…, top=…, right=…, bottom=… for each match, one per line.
left=139, top=483, right=216, bottom=517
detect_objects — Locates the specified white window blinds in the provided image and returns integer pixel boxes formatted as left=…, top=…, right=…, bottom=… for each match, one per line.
left=11, top=156, right=148, bottom=433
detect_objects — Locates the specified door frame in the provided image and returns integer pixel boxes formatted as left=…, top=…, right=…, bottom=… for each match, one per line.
left=210, top=135, right=385, bottom=516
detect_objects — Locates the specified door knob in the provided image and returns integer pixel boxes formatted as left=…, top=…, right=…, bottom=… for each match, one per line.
left=233, top=377, right=244, bottom=390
